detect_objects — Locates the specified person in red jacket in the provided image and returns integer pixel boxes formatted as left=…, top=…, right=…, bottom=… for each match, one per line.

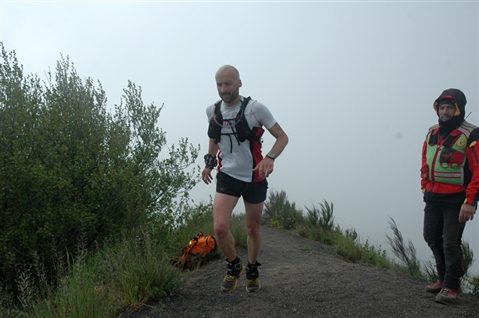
left=421, top=88, right=479, bottom=304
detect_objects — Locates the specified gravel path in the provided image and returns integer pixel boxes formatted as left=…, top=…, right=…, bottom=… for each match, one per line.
left=120, top=226, right=479, bottom=318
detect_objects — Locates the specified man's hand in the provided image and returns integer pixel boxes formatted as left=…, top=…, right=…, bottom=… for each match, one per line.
left=459, top=203, right=476, bottom=222
left=252, top=157, right=274, bottom=179
left=202, top=168, right=214, bottom=184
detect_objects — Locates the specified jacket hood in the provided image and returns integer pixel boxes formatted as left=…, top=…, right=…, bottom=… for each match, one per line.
left=433, top=88, right=466, bottom=132
left=433, top=88, right=466, bottom=117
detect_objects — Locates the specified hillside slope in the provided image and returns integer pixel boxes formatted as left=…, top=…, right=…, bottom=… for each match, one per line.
left=121, top=226, right=479, bottom=318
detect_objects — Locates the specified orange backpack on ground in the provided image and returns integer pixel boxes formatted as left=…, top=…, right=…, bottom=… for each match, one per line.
left=170, top=232, right=217, bottom=270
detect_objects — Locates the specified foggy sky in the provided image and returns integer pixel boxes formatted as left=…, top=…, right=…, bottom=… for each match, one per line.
left=2, top=0, right=478, bottom=271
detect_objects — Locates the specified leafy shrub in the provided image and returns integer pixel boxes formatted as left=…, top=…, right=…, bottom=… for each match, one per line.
left=0, top=44, right=199, bottom=301
left=358, top=240, right=390, bottom=269
left=334, top=233, right=361, bottom=262
left=305, top=200, right=335, bottom=231
left=27, top=225, right=185, bottom=317
left=263, top=190, right=303, bottom=230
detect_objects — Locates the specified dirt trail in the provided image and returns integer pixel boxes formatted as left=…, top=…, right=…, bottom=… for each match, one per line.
left=121, top=226, right=479, bottom=318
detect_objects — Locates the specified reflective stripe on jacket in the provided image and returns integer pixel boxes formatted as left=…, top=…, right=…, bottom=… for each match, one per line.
left=424, top=123, right=475, bottom=185
left=421, top=120, right=479, bottom=206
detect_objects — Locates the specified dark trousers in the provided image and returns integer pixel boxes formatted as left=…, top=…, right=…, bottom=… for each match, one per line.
left=423, top=203, right=465, bottom=291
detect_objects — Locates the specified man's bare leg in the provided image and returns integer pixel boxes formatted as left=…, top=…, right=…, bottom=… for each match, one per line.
left=213, top=193, right=245, bottom=292
left=213, top=193, right=239, bottom=261
left=244, top=201, right=263, bottom=292
left=244, top=201, right=263, bottom=264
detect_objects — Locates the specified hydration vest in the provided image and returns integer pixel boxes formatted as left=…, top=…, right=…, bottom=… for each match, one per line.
left=207, top=97, right=264, bottom=151
left=425, top=121, right=477, bottom=185
left=207, top=97, right=265, bottom=182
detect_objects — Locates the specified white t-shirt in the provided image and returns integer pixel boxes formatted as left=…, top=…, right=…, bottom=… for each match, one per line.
left=206, top=96, right=276, bottom=182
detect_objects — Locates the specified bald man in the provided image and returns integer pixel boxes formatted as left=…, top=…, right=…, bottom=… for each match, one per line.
left=202, top=65, right=289, bottom=292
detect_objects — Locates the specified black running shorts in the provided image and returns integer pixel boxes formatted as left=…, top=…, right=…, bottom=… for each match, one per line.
left=216, top=171, right=268, bottom=204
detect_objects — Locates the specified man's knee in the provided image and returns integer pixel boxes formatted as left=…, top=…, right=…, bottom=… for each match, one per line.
left=443, top=241, right=461, bottom=256
left=214, top=223, right=230, bottom=238
left=246, top=223, right=261, bottom=237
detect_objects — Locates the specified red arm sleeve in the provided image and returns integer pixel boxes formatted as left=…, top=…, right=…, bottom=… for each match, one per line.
left=465, top=140, right=479, bottom=207
left=420, top=140, right=428, bottom=191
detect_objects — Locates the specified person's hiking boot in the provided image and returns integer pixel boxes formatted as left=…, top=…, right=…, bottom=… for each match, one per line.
left=425, top=281, right=444, bottom=294
left=246, top=261, right=261, bottom=292
left=221, top=258, right=244, bottom=292
left=435, top=287, right=458, bottom=305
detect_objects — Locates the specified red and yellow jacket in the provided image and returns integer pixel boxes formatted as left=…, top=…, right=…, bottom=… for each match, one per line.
left=421, top=121, right=479, bottom=207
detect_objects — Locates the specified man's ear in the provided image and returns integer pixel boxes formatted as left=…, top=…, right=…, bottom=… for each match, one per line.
left=238, top=79, right=242, bottom=88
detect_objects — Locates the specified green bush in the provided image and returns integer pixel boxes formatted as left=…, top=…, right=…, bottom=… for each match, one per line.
left=26, top=224, right=186, bottom=317
left=358, top=240, right=391, bottom=269
left=0, top=44, right=199, bottom=300
left=263, top=190, right=302, bottom=230
left=334, top=233, right=361, bottom=262
left=305, top=200, right=335, bottom=231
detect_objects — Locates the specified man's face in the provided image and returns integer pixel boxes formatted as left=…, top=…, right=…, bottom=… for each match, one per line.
left=438, top=102, right=456, bottom=122
left=215, top=70, right=241, bottom=105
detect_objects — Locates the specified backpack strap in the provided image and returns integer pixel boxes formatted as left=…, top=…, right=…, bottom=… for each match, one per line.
left=213, top=97, right=251, bottom=121
left=208, top=97, right=251, bottom=145
left=240, top=96, right=251, bottom=112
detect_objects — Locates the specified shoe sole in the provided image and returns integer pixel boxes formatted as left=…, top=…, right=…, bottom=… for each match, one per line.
left=435, top=293, right=458, bottom=305
left=435, top=297, right=456, bottom=305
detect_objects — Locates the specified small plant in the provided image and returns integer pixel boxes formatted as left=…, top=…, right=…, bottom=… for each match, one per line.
left=462, top=240, right=475, bottom=276
left=461, top=241, right=476, bottom=293
left=344, top=227, right=358, bottom=241
left=465, top=272, right=479, bottom=296
left=334, top=233, right=361, bottom=262
left=301, top=200, right=337, bottom=246
left=386, top=216, right=421, bottom=277
left=305, top=200, right=335, bottom=231
left=359, top=240, right=390, bottom=269
left=263, top=190, right=302, bottom=230
left=271, top=219, right=282, bottom=229
left=422, top=259, right=438, bottom=283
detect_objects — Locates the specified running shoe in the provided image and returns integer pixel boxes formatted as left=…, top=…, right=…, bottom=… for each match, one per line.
left=221, top=260, right=244, bottom=292
left=246, top=278, right=261, bottom=292
left=435, top=287, right=458, bottom=304
left=425, top=281, right=444, bottom=294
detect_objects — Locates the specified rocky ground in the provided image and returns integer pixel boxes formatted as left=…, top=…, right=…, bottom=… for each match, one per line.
left=119, top=226, right=479, bottom=318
